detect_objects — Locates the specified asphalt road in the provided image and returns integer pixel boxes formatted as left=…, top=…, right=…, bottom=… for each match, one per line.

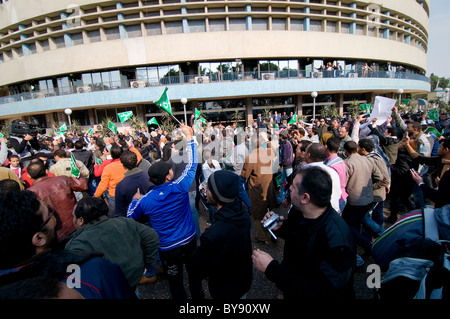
left=137, top=203, right=381, bottom=300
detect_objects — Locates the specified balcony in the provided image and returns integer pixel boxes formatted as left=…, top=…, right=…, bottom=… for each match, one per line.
left=0, top=69, right=430, bottom=106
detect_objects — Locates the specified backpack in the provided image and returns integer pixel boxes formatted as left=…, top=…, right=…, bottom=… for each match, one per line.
left=371, top=205, right=450, bottom=299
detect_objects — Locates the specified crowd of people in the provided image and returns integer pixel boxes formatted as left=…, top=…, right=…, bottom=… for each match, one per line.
left=0, top=105, right=449, bottom=300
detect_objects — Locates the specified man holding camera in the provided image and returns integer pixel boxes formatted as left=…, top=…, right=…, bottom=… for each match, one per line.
left=252, top=166, right=356, bottom=299
left=8, top=120, right=41, bottom=167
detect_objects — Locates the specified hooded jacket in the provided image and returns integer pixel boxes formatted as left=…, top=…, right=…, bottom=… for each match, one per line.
left=191, top=199, right=252, bottom=299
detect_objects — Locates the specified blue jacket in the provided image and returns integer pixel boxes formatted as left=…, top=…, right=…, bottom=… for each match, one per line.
left=127, top=140, right=197, bottom=251
left=115, top=168, right=153, bottom=217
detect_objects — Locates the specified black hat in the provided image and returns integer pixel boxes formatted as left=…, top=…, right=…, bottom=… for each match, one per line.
left=207, top=170, right=240, bottom=205
left=148, top=160, right=173, bottom=185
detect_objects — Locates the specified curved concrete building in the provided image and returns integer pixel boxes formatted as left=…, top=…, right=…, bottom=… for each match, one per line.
left=0, top=0, right=430, bottom=129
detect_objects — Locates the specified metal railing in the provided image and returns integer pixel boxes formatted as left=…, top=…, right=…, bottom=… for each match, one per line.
left=0, top=70, right=430, bottom=105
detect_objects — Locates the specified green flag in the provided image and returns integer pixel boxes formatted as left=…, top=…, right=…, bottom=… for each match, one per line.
left=199, top=117, right=206, bottom=123
left=154, top=87, right=172, bottom=115
left=59, top=123, right=67, bottom=131
left=359, top=104, right=372, bottom=114
left=424, top=127, right=442, bottom=138
left=401, top=99, right=410, bottom=106
left=70, top=153, right=80, bottom=178
left=289, top=114, right=297, bottom=124
left=86, top=127, right=93, bottom=135
left=194, top=108, right=201, bottom=120
left=108, top=121, right=117, bottom=134
left=428, top=110, right=439, bottom=122
left=93, top=153, right=102, bottom=165
left=0, top=132, right=3, bottom=138
left=118, top=111, right=133, bottom=123
left=147, top=117, right=158, bottom=126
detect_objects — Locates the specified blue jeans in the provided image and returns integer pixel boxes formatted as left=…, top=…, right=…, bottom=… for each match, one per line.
left=362, top=202, right=384, bottom=237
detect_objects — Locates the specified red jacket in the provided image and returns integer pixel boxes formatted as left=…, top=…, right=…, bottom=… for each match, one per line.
left=28, top=175, right=88, bottom=243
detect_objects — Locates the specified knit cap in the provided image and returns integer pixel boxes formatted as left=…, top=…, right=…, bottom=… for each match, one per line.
left=207, top=170, right=240, bottom=205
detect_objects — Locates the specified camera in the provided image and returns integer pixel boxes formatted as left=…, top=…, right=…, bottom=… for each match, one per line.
left=263, top=213, right=280, bottom=240
left=8, top=119, right=46, bottom=137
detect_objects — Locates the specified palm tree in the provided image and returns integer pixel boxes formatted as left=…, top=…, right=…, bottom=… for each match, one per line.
left=128, top=115, right=146, bottom=131
left=70, top=119, right=81, bottom=134
left=0, top=119, right=12, bottom=138
left=101, top=116, right=116, bottom=136
left=347, top=99, right=360, bottom=118
left=231, top=110, right=244, bottom=125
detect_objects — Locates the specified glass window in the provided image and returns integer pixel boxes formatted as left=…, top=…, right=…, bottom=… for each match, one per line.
left=57, top=77, right=71, bottom=94
left=127, top=24, right=143, bottom=38
left=145, top=22, right=162, bottom=35
left=252, top=18, right=268, bottom=30
left=165, top=21, right=183, bottom=34
left=229, top=18, right=246, bottom=31
left=188, top=19, right=206, bottom=33
left=209, top=19, right=226, bottom=32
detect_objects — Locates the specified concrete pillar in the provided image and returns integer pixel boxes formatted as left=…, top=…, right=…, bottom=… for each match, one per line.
left=295, top=95, right=303, bottom=117
left=245, top=97, right=253, bottom=126
left=336, top=93, right=344, bottom=117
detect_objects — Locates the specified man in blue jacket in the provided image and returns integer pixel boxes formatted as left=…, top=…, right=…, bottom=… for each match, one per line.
left=127, top=125, right=202, bottom=299
left=115, top=150, right=153, bottom=217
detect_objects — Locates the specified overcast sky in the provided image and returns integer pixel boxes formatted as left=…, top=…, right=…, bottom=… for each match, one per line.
left=427, top=0, right=450, bottom=78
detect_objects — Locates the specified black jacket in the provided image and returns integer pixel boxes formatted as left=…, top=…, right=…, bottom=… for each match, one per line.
left=265, top=205, right=356, bottom=299
left=191, top=199, right=252, bottom=299
left=71, top=148, right=94, bottom=178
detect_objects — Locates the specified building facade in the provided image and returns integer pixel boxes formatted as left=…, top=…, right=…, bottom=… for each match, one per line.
left=0, top=0, right=430, bottom=130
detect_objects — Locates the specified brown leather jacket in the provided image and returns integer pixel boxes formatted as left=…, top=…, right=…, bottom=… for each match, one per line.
left=28, top=175, right=88, bottom=243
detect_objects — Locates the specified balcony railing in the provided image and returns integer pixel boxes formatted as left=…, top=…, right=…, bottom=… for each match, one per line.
left=0, top=70, right=430, bottom=105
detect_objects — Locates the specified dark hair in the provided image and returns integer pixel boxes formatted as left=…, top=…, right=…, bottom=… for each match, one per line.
left=305, top=143, right=328, bottom=162
left=344, top=140, right=358, bottom=154
left=295, top=167, right=332, bottom=208
left=162, top=142, right=173, bottom=161
left=117, top=139, right=128, bottom=150
left=66, top=141, right=74, bottom=149
left=110, top=144, right=123, bottom=160
left=120, top=150, right=137, bottom=170
left=440, top=138, right=450, bottom=150
left=73, top=197, right=109, bottom=224
left=358, top=139, right=374, bottom=153
left=141, top=136, right=148, bottom=144
left=54, top=149, right=67, bottom=158
left=74, top=140, right=84, bottom=150
left=298, top=140, right=312, bottom=153
left=0, top=179, right=22, bottom=194
left=27, top=160, right=47, bottom=180
left=326, top=137, right=341, bottom=153
left=0, top=191, right=42, bottom=268
left=0, top=276, right=66, bottom=299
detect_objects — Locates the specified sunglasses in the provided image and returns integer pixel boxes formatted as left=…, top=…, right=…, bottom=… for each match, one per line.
left=39, top=204, right=61, bottom=231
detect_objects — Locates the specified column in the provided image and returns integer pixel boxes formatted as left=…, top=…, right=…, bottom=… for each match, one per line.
left=245, top=97, right=253, bottom=126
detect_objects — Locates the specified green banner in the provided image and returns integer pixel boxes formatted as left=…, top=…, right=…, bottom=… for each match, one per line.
left=108, top=121, right=117, bottom=134
left=118, top=111, right=133, bottom=123
left=59, top=123, right=67, bottom=131
left=427, top=110, right=439, bottom=122
left=154, top=87, right=172, bottom=115
left=424, top=127, right=443, bottom=137
left=70, top=153, right=81, bottom=178
left=195, top=108, right=201, bottom=120
left=147, top=117, right=158, bottom=126
left=289, top=114, right=297, bottom=124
